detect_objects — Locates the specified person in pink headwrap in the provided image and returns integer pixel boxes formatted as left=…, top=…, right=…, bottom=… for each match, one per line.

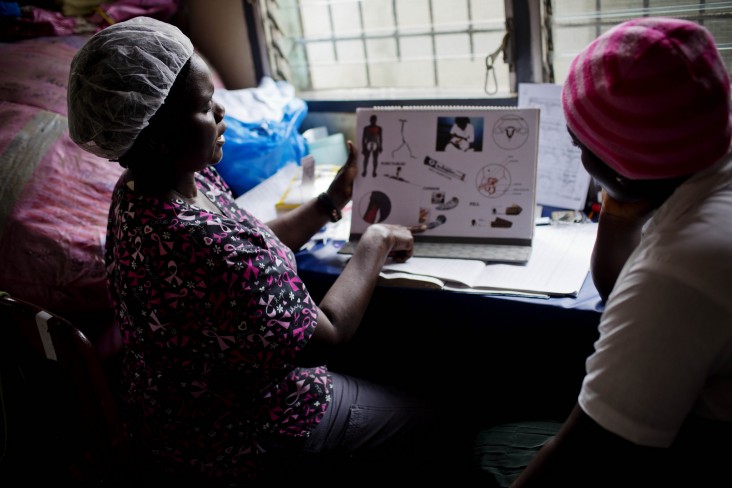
left=475, top=17, right=732, bottom=487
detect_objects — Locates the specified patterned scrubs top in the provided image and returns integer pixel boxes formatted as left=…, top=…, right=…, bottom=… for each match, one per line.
left=105, top=166, right=331, bottom=482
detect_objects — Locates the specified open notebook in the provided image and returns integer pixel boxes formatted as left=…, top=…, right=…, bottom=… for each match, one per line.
left=339, top=105, right=541, bottom=263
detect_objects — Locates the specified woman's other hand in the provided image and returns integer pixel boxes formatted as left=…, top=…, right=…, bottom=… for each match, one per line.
left=305, top=222, right=421, bottom=354
left=600, top=189, right=655, bottom=223
left=357, top=223, right=421, bottom=264
left=592, top=189, right=654, bottom=302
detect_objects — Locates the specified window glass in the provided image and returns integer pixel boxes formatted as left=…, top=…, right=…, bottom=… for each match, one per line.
left=261, top=0, right=509, bottom=97
left=551, top=0, right=732, bottom=86
left=258, top=1, right=731, bottom=101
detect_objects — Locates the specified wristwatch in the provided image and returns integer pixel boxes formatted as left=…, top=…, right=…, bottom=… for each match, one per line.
left=317, top=192, right=342, bottom=222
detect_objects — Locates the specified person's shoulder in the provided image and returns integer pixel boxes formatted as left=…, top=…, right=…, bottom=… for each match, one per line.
left=110, top=182, right=172, bottom=221
left=645, top=196, right=732, bottom=265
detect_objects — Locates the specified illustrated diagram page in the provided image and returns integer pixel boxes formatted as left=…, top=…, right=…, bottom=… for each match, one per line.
left=352, top=106, right=540, bottom=241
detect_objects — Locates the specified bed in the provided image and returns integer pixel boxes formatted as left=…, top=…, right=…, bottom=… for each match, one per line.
left=0, top=34, right=125, bottom=355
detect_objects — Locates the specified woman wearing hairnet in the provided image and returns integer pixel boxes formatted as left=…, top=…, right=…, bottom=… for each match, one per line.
left=67, top=16, right=473, bottom=486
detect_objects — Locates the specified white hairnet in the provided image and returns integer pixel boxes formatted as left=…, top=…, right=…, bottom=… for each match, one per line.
left=67, top=16, right=194, bottom=161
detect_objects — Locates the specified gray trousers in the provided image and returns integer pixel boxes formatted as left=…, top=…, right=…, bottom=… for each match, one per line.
left=303, top=372, right=438, bottom=454
left=262, top=372, right=476, bottom=483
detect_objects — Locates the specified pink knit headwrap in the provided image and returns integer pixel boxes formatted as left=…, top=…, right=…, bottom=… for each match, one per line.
left=562, top=17, right=732, bottom=180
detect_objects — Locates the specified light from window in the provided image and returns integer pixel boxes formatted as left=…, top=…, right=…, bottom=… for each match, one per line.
left=551, top=0, right=732, bottom=86
left=260, top=0, right=511, bottom=97
left=259, top=0, right=732, bottom=100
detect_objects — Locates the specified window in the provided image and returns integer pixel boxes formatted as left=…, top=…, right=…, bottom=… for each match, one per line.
left=248, top=0, right=732, bottom=106
left=250, top=0, right=530, bottom=104
left=550, top=1, right=732, bottom=86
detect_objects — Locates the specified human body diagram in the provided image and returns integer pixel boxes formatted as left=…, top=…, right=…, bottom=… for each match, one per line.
left=361, top=114, right=383, bottom=177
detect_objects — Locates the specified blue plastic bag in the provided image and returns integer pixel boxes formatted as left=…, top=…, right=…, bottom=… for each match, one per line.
left=216, top=97, right=308, bottom=197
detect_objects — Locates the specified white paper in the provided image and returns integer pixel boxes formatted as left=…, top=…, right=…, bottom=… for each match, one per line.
left=518, top=83, right=591, bottom=210
left=381, top=222, right=597, bottom=297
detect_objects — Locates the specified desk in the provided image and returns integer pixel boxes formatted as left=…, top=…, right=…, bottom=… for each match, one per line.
left=237, top=164, right=605, bottom=423
left=295, top=242, right=604, bottom=423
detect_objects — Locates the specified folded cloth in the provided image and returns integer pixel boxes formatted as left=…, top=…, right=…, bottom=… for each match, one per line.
left=473, top=420, right=561, bottom=487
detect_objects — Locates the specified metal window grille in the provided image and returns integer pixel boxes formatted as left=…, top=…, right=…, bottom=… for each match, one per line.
left=550, top=1, right=732, bottom=86
left=257, top=0, right=511, bottom=96
left=255, top=0, right=732, bottom=98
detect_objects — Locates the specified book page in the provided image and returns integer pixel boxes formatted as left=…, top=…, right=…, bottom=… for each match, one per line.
left=469, top=222, right=597, bottom=296
left=518, top=83, right=591, bottom=210
left=378, top=271, right=445, bottom=289
left=381, top=256, right=486, bottom=286
left=381, top=222, right=597, bottom=297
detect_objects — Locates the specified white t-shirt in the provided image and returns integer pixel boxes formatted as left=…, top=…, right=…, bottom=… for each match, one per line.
left=579, top=151, right=732, bottom=448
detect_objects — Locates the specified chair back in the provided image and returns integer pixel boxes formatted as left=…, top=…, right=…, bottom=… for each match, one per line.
left=0, top=292, right=130, bottom=484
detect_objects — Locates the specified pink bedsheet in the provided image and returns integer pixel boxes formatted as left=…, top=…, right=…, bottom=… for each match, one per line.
left=0, top=36, right=123, bottom=318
